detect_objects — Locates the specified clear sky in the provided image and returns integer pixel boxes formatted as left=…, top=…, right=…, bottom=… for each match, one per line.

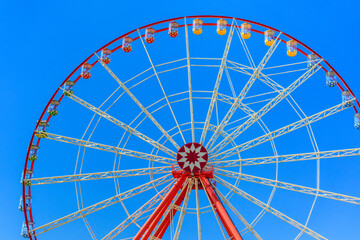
left=1, top=0, right=360, bottom=239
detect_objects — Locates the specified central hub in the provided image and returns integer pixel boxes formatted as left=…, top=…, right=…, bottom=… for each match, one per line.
left=177, top=142, right=208, bottom=172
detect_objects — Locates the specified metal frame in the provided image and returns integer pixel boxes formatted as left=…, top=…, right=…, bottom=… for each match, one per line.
left=22, top=16, right=360, bottom=240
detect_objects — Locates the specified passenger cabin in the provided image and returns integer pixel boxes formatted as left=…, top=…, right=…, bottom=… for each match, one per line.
left=63, top=80, right=75, bottom=96
left=241, top=23, right=251, bottom=39
left=20, top=169, right=34, bottom=186
left=342, top=90, right=354, bottom=107
left=287, top=40, right=297, bottom=57
left=168, top=21, right=179, bottom=37
left=122, top=36, right=133, bottom=52
left=355, top=113, right=360, bottom=130
left=18, top=195, right=32, bottom=212
left=325, top=71, right=337, bottom=87
left=35, top=121, right=48, bottom=138
left=192, top=18, right=203, bottom=35
left=29, top=144, right=39, bottom=161
left=48, top=100, right=60, bottom=116
left=101, top=48, right=112, bottom=64
left=264, top=29, right=275, bottom=46
left=145, top=27, right=155, bottom=43
left=21, top=221, right=34, bottom=238
left=81, top=63, right=92, bottom=79
left=216, top=19, right=227, bottom=35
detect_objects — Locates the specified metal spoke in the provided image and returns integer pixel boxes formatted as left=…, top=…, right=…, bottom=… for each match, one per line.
left=217, top=169, right=360, bottom=205
left=137, top=29, right=186, bottom=144
left=62, top=90, right=176, bottom=157
left=210, top=60, right=323, bottom=154
left=213, top=148, right=360, bottom=168
left=216, top=177, right=327, bottom=240
left=27, top=166, right=171, bottom=186
left=184, top=17, right=195, bottom=142
left=205, top=32, right=283, bottom=152
left=173, top=178, right=194, bottom=240
left=200, top=18, right=236, bottom=145
left=211, top=99, right=354, bottom=161
left=102, top=180, right=175, bottom=240
left=234, top=20, right=256, bottom=68
left=214, top=186, right=262, bottom=240
left=39, top=132, right=174, bottom=165
left=95, top=53, right=180, bottom=149
left=31, top=174, right=172, bottom=236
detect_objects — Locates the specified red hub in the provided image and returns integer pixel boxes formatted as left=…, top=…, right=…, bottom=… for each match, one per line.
left=176, top=142, right=208, bottom=172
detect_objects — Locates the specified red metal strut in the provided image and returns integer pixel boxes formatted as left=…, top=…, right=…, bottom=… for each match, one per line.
left=199, top=175, right=243, bottom=240
left=133, top=175, right=187, bottom=240
left=153, top=183, right=188, bottom=239
left=134, top=174, right=242, bottom=239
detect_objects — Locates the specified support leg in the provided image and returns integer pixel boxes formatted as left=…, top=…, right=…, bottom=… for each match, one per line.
left=134, top=175, right=187, bottom=240
left=153, top=185, right=188, bottom=239
left=199, top=176, right=243, bottom=240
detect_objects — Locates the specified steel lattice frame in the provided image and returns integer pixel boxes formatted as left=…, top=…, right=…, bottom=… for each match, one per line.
left=21, top=15, right=360, bottom=240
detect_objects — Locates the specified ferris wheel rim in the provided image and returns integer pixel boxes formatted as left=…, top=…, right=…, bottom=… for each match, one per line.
left=22, top=15, right=359, bottom=239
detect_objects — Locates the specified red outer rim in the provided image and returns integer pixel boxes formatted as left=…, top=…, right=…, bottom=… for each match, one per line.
left=22, top=15, right=359, bottom=239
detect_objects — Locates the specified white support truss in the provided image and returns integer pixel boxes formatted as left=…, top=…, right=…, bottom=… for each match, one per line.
left=102, top=180, right=174, bottom=240
left=212, top=148, right=360, bottom=168
left=95, top=53, right=180, bottom=149
left=216, top=177, right=327, bottom=240
left=200, top=18, right=236, bottom=145
left=216, top=169, right=360, bottom=205
left=38, top=132, right=174, bottom=165
left=63, top=90, right=176, bottom=157
left=184, top=17, right=195, bottom=142
left=209, top=59, right=322, bottom=155
left=137, top=29, right=186, bottom=144
left=206, top=32, right=283, bottom=151
left=31, top=175, right=172, bottom=236
left=27, top=166, right=171, bottom=186
left=211, top=99, right=354, bottom=161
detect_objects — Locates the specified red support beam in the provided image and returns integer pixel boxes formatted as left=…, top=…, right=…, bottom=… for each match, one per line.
left=134, top=175, right=187, bottom=240
left=153, top=184, right=188, bottom=239
left=199, top=176, right=243, bottom=240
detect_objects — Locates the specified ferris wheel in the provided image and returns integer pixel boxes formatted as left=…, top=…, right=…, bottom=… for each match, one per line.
left=20, top=15, right=360, bottom=240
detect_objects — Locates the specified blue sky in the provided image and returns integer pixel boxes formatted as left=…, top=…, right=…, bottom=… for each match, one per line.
left=1, top=0, right=360, bottom=239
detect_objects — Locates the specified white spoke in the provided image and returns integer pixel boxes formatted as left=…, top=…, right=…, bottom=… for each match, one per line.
left=206, top=32, right=283, bottom=151
left=40, top=132, right=174, bottom=165
left=62, top=90, right=176, bottom=157
left=102, top=180, right=174, bottom=240
left=95, top=53, right=180, bottom=149
left=27, top=166, right=171, bottom=185
left=217, top=169, right=360, bottom=205
left=211, top=99, right=354, bottom=161
left=216, top=177, right=327, bottom=240
left=209, top=59, right=323, bottom=154
left=173, top=178, right=194, bottom=240
left=234, top=20, right=256, bottom=68
left=200, top=18, right=236, bottom=145
left=31, top=175, right=172, bottom=236
left=214, top=186, right=262, bottom=240
left=184, top=17, right=195, bottom=142
left=213, top=148, right=360, bottom=167
left=137, top=29, right=186, bottom=144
